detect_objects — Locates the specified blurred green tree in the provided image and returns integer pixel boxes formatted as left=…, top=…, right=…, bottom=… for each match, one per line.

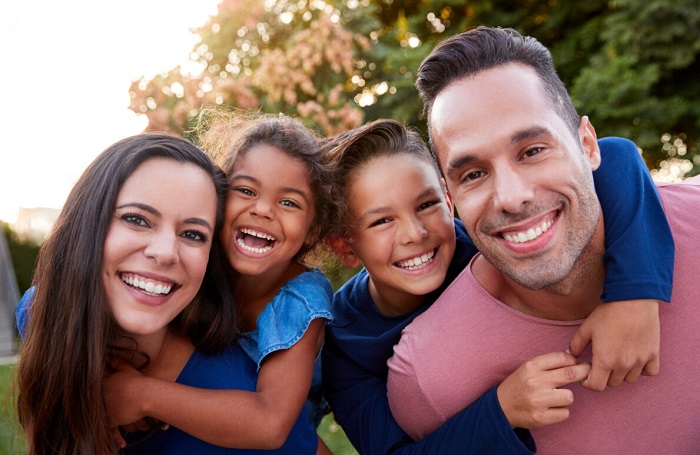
left=129, top=0, right=700, bottom=177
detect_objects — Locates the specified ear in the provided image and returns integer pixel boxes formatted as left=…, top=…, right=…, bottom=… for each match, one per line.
left=325, top=234, right=361, bottom=269
left=305, top=225, right=321, bottom=248
left=578, top=116, right=601, bottom=171
left=441, top=177, right=454, bottom=214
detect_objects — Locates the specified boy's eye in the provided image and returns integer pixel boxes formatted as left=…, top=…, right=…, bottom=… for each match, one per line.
left=121, top=213, right=149, bottom=227
left=369, top=217, right=391, bottom=227
left=418, top=200, right=438, bottom=211
left=181, top=230, right=208, bottom=243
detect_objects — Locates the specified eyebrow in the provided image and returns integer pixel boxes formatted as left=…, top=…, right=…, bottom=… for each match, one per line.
left=231, top=174, right=312, bottom=205
left=116, top=202, right=213, bottom=231
left=445, top=126, right=552, bottom=179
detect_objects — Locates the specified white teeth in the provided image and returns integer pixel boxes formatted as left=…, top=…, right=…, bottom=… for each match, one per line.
left=397, top=250, right=435, bottom=271
left=240, top=227, right=276, bottom=241
left=121, top=275, right=173, bottom=296
left=237, top=238, right=273, bottom=254
left=503, top=219, right=553, bottom=244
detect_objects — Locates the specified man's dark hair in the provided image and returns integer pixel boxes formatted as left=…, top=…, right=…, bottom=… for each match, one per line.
left=416, top=26, right=580, bottom=143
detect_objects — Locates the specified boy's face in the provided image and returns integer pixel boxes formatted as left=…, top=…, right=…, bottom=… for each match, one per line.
left=346, top=153, right=456, bottom=314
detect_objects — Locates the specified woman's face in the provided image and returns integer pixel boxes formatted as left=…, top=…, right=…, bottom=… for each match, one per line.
left=102, top=158, right=217, bottom=340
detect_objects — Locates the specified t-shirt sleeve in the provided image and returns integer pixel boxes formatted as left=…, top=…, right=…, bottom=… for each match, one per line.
left=594, top=137, right=674, bottom=302
left=239, top=269, right=333, bottom=370
left=16, top=286, right=35, bottom=339
left=387, top=327, right=449, bottom=440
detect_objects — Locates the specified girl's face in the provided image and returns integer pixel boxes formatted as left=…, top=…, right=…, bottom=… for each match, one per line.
left=102, top=158, right=217, bottom=340
left=221, top=143, right=316, bottom=278
left=347, top=154, right=456, bottom=312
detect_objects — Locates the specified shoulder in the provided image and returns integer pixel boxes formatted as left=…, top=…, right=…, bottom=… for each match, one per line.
left=280, top=267, right=334, bottom=308
left=328, top=268, right=370, bottom=328
left=597, top=136, right=638, bottom=153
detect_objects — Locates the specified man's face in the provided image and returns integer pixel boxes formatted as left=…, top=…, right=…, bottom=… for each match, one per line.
left=430, top=63, right=602, bottom=290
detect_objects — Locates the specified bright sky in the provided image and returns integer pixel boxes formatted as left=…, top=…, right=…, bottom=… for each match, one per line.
left=0, top=0, right=221, bottom=224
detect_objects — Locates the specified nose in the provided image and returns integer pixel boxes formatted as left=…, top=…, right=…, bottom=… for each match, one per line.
left=144, top=231, right=179, bottom=266
left=399, top=216, right=429, bottom=245
left=250, top=197, right=274, bottom=220
left=492, top=163, right=534, bottom=214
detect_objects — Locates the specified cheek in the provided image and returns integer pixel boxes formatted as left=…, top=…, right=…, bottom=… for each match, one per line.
left=186, top=248, right=213, bottom=287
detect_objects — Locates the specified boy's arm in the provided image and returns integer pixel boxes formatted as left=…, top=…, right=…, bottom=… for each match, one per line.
left=322, top=334, right=534, bottom=455
left=104, top=318, right=324, bottom=449
left=570, top=137, right=673, bottom=391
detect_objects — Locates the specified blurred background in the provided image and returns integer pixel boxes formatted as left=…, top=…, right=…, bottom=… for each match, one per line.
left=1, top=0, right=699, bottom=452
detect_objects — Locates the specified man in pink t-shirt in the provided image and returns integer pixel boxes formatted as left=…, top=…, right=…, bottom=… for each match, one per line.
left=387, top=27, right=700, bottom=453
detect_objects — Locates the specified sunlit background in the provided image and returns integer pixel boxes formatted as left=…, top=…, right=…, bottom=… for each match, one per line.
left=0, top=0, right=220, bottom=226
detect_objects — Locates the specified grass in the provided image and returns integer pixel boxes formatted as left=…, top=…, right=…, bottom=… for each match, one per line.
left=0, top=363, right=25, bottom=455
left=0, top=362, right=356, bottom=454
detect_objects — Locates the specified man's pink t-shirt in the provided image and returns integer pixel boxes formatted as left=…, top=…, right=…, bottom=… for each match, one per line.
left=387, top=177, right=700, bottom=454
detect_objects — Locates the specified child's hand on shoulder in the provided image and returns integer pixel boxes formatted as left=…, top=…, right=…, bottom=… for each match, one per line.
left=569, top=299, right=660, bottom=391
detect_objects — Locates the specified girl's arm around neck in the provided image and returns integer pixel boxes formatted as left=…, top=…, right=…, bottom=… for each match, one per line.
left=107, top=318, right=325, bottom=449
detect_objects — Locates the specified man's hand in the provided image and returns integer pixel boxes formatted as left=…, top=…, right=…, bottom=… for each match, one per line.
left=497, top=351, right=591, bottom=429
left=569, top=299, right=660, bottom=391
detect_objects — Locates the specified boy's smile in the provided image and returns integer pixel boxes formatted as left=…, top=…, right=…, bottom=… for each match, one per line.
left=346, top=153, right=456, bottom=315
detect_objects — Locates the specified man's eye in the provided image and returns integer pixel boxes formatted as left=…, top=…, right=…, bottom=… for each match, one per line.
left=524, top=147, right=543, bottom=158
left=463, top=170, right=484, bottom=183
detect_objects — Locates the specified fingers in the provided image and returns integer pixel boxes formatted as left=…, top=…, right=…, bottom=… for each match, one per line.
left=581, top=363, right=611, bottom=391
left=550, top=362, right=591, bottom=388
left=582, top=353, right=659, bottom=391
left=498, top=352, right=590, bottom=429
left=641, top=356, right=660, bottom=377
left=111, top=426, right=127, bottom=449
left=568, top=323, right=591, bottom=357
left=527, top=351, right=579, bottom=372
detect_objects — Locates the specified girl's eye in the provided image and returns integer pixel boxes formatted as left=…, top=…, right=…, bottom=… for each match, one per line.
left=121, top=213, right=149, bottom=227
left=281, top=199, right=301, bottom=209
left=181, top=230, right=208, bottom=243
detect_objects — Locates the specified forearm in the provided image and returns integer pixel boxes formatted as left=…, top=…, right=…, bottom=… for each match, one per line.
left=139, top=377, right=290, bottom=449
left=594, top=137, right=673, bottom=302
left=390, top=388, right=535, bottom=455
left=326, top=360, right=533, bottom=455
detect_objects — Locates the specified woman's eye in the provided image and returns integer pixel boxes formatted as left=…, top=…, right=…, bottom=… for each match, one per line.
left=121, top=213, right=148, bottom=227
left=182, top=230, right=208, bottom=243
